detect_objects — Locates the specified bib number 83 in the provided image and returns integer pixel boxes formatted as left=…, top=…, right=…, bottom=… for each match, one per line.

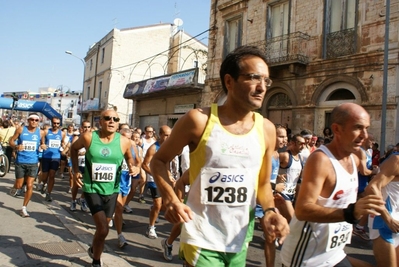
left=204, top=186, right=247, bottom=204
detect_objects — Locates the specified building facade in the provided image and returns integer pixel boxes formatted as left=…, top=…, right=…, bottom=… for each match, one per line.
left=204, top=0, right=399, bottom=145
left=82, top=23, right=207, bottom=130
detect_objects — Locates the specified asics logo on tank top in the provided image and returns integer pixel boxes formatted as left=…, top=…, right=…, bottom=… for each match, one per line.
left=209, top=172, right=245, bottom=183
left=95, top=165, right=114, bottom=172
left=334, top=223, right=351, bottom=234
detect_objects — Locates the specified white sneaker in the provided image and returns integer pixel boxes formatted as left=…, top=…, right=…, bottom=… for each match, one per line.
left=9, top=188, right=18, bottom=197
left=124, top=204, right=133, bottom=213
left=146, top=226, right=157, bottom=239
left=20, top=207, right=30, bottom=218
left=118, top=234, right=128, bottom=248
left=108, top=219, right=113, bottom=227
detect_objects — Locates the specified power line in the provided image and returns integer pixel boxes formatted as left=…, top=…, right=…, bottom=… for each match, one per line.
left=111, top=28, right=211, bottom=71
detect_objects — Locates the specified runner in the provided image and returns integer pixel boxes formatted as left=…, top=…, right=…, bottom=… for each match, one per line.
left=71, top=109, right=140, bottom=267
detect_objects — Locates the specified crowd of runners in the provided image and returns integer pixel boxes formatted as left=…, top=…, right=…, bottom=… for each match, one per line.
left=3, top=46, right=399, bottom=267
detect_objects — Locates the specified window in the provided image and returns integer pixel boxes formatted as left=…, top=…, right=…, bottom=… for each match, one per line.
left=90, top=59, right=93, bottom=71
left=67, top=109, right=73, bottom=119
left=266, top=1, right=290, bottom=61
left=324, top=0, right=357, bottom=58
left=223, top=16, right=242, bottom=58
left=87, top=86, right=91, bottom=99
left=98, top=81, right=103, bottom=99
left=327, top=89, right=355, bottom=101
left=193, top=60, right=198, bottom=68
left=327, top=0, right=356, bottom=33
left=101, top=48, right=105, bottom=63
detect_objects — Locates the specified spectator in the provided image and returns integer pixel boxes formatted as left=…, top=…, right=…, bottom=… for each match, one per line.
left=372, top=143, right=380, bottom=166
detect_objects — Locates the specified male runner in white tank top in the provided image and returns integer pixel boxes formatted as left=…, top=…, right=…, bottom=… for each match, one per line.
left=280, top=103, right=385, bottom=267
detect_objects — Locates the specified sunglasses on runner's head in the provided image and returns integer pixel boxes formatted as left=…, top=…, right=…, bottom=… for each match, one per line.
left=102, top=116, right=120, bottom=122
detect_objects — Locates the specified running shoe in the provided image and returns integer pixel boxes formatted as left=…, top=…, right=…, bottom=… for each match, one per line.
left=70, top=201, right=77, bottom=211
left=67, top=187, right=72, bottom=194
left=9, top=188, right=18, bottom=197
left=124, top=204, right=133, bottom=213
left=353, top=227, right=370, bottom=241
left=87, top=246, right=93, bottom=259
left=36, top=183, right=43, bottom=192
left=161, top=238, right=173, bottom=261
left=146, top=226, right=158, bottom=239
left=45, top=193, right=52, bottom=202
left=118, top=234, right=128, bottom=248
left=40, top=184, right=47, bottom=194
left=108, top=219, right=113, bottom=228
left=91, top=264, right=101, bottom=267
left=20, top=207, right=30, bottom=218
left=138, top=196, right=146, bottom=204
left=80, top=199, right=89, bottom=212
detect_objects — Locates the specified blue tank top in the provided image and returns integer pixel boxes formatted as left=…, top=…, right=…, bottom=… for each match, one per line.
left=67, top=133, right=74, bottom=143
left=42, top=129, right=62, bottom=159
left=358, top=147, right=372, bottom=193
left=270, top=155, right=280, bottom=183
left=16, top=126, right=41, bottom=164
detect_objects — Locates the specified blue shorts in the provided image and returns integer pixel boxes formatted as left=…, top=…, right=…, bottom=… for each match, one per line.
left=119, top=172, right=131, bottom=197
left=255, top=204, right=264, bottom=219
left=147, top=182, right=160, bottom=199
left=279, top=192, right=295, bottom=202
left=41, top=158, right=60, bottom=172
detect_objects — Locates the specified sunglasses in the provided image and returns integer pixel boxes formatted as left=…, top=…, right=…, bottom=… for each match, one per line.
left=29, top=119, right=39, bottom=122
left=83, top=126, right=91, bottom=128
left=102, top=116, right=120, bottom=122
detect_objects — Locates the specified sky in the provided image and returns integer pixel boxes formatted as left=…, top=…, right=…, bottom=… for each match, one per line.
left=0, top=0, right=211, bottom=94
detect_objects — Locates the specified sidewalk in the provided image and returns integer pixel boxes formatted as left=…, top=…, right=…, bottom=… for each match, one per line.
left=0, top=171, right=132, bottom=267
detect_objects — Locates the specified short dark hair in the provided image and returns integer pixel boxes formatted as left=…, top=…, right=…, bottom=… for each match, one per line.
left=219, top=45, right=268, bottom=94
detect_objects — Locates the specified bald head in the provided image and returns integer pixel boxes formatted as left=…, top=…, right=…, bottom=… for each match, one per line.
left=331, top=103, right=369, bottom=126
left=158, top=125, right=172, bottom=144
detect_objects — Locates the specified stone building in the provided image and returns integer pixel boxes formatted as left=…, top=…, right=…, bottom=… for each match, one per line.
left=83, top=23, right=207, bottom=130
left=204, top=0, right=399, bottom=145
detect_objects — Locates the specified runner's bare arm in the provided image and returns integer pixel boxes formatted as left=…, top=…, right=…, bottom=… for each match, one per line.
left=71, top=132, right=92, bottom=188
left=259, top=119, right=289, bottom=243
left=151, top=108, right=208, bottom=223
left=121, top=136, right=139, bottom=176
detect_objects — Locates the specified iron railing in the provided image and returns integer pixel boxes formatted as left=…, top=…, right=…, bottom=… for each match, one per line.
left=248, top=32, right=310, bottom=66
left=326, top=28, right=356, bottom=58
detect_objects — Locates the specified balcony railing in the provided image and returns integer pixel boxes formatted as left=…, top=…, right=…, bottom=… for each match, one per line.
left=326, top=28, right=356, bottom=59
left=249, top=32, right=310, bottom=66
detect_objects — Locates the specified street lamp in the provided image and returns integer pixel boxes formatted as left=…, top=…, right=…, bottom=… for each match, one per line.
left=65, top=50, right=85, bottom=124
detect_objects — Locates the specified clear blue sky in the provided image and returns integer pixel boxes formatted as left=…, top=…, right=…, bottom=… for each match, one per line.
left=0, top=0, right=211, bottom=94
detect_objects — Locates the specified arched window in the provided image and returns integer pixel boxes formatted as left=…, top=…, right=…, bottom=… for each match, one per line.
left=268, top=93, right=292, bottom=107
left=326, top=88, right=355, bottom=101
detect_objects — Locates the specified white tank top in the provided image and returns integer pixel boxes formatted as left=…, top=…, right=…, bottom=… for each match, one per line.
left=281, top=152, right=302, bottom=195
left=280, top=145, right=358, bottom=266
left=181, top=104, right=265, bottom=253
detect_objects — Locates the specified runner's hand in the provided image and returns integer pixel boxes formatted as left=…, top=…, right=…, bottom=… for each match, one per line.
left=164, top=201, right=193, bottom=224
left=354, top=195, right=385, bottom=219
left=263, top=211, right=290, bottom=244
left=129, top=166, right=140, bottom=176
left=73, top=172, right=83, bottom=188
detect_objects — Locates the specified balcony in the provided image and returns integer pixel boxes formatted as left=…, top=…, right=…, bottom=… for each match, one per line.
left=326, top=28, right=356, bottom=59
left=248, top=31, right=310, bottom=67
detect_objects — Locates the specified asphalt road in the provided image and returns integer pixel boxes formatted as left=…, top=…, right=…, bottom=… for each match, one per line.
left=0, top=169, right=377, bottom=266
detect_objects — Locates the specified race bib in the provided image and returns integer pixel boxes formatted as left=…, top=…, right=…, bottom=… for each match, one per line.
left=200, top=168, right=253, bottom=206
left=326, top=222, right=352, bottom=252
left=91, top=163, right=116, bottom=182
left=22, top=141, right=36, bottom=151
left=283, top=182, right=296, bottom=195
left=78, top=156, right=85, bottom=167
left=49, top=139, right=61, bottom=148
